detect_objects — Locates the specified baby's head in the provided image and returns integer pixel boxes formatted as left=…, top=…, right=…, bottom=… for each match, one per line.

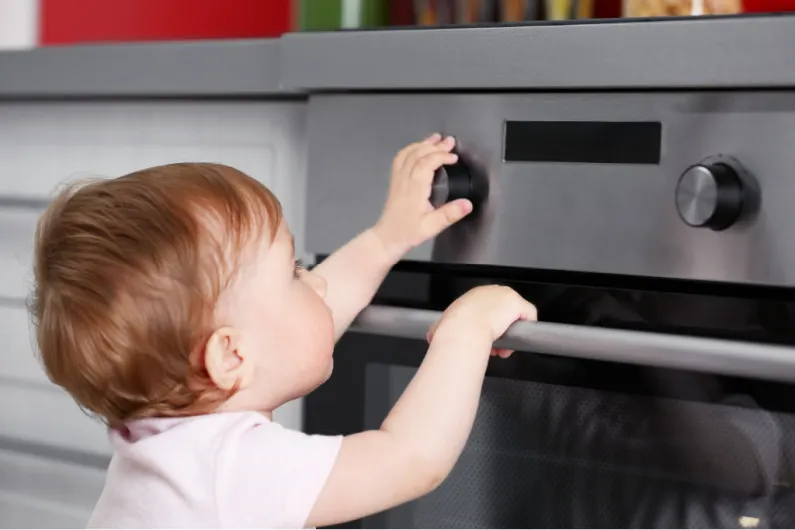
left=30, top=163, right=333, bottom=427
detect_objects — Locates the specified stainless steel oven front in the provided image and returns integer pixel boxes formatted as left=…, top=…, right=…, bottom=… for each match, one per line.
left=302, top=91, right=795, bottom=529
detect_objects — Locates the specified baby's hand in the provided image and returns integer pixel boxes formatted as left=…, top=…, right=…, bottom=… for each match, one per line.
left=427, top=285, right=537, bottom=359
left=372, top=134, right=473, bottom=261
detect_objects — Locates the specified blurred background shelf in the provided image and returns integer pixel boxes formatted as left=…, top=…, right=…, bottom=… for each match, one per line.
left=2, top=0, right=794, bottom=51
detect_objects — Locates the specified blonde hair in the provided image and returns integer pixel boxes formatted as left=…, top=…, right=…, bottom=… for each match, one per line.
left=29, top=163, right=282, bottom=427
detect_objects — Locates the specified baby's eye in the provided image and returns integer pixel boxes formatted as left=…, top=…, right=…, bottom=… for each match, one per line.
left=293, top=259, right=304, bottom=279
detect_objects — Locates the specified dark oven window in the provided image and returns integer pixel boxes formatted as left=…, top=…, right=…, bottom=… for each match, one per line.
left=305, top=262, right=795, bottom=529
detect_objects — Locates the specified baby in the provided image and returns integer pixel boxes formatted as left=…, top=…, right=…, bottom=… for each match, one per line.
left=30, top=134, right=536, bottom=528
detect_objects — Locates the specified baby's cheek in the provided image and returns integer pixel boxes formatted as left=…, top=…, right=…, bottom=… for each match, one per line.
left=323, top=358, right=335, bottom=381
left=318, top=304, right=336, bottom=349
left=308, top=304, right=335, bottom=360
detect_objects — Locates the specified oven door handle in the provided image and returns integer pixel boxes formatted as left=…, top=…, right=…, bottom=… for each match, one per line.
left=350, top=305, right=795, bottom=383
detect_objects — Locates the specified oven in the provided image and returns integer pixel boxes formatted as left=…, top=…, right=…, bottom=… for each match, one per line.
left=300, top=74, right=795, bottom=528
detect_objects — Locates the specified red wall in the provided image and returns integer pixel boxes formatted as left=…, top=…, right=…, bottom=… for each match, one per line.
left=744, top=0, right=795, bottom=11
left=41, top=0, right=292, bottom=45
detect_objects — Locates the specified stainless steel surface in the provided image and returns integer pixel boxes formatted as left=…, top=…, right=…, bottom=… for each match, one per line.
left=0, top=40, right=290, bottom=98
left=280, top=16, right=795, bottom=91
left=305, top=92, right=795, bottom=286
left=676, top=165, right=720, bottom=227
left=430, top=167, right=450, bottom=208
left=674, top=159, right=747, bottom=230
left=352, top=305, right=795, bottom=383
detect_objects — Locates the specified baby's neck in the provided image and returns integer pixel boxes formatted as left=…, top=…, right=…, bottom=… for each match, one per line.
left=215, top=399, right=274, bottom=421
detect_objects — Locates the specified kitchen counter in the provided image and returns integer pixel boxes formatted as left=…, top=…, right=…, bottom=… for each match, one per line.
left=280, top=15, right=795, bottom=91
left=1, top=15, right=795, bottom=97
left=0, top=39, right=288, bottom=98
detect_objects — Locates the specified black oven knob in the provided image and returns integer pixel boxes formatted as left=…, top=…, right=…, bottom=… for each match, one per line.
left=430, top=156, right=488, bottom=209
left=675, top=161, right=745, bottom=231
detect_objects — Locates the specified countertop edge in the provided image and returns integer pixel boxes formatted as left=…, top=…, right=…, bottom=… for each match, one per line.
left=0, top=39, right=297, bottom=98
left=2, top=16, right=795, bottom=97
left=279, top=16, right=795, bottom=90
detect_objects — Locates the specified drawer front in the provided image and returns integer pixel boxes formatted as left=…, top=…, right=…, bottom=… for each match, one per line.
left=0, top=448, right=106, bottom=528
left=0, top=100, right=309, bottom=457
left=0, top=207, right=40, bottom=300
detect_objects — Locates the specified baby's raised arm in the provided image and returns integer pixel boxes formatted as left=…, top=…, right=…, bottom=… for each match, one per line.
left=311, top=134, right=473, bottom=341
left=306, top=286, right=537, bottom=527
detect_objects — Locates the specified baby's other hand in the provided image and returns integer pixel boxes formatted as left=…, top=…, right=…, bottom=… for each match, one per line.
left=427, top=285, right=537, bottom=359
left=372, top=134, right=473, bottom=262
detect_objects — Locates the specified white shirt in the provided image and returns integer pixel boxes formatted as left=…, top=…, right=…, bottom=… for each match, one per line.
left=89, top=411, right=342, bottom=528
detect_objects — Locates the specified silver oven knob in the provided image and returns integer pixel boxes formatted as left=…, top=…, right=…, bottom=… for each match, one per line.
left=431, top=155, right=489, bottom=210
left=675, top=160, right=745, bottom=231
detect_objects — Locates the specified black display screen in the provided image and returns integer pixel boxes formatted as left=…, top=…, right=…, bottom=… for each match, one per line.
left=504, top=121, right=662, bottom=165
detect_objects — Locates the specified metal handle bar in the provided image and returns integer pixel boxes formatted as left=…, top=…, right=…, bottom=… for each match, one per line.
left=351, top=305, right=795, bottom=383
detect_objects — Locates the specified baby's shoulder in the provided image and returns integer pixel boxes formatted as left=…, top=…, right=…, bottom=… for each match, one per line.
left=214, top=410, right=336, bottom=459
left=173, top=411, right=287, bottom=458
left=107, top=411, right=276, bottom=470
left=212, top=413, right=343, bottom=527
left=95, top=411, right=341, bottom=528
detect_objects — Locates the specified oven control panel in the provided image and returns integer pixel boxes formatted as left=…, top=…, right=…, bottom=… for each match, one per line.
left=305, top=92, right=794, bottom=287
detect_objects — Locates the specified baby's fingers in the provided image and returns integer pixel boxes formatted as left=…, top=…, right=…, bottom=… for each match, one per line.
left=495, top=348, right=514, bottom=359
left=404, top=140, right=455, bottom=180
left=426, top=319, right=441, bottom=343
left=411, top=150, right=458, bottom=184
left=393, top=134, right=443, bottom=173
left=419, top=198, right=473, bottom=241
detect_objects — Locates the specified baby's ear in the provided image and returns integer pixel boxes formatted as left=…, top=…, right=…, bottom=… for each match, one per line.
left=203, top=327, right=254, bottom=391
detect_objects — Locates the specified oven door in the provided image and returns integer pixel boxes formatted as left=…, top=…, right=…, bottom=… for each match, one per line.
left=305, top=264, right=795, bottom=529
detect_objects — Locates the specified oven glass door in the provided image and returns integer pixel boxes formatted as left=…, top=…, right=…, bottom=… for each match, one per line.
left=305, top=264, right=795, bottom=529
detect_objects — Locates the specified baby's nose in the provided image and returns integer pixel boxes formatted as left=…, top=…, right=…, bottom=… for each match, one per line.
left=304, top=270, right=327, bottom=298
